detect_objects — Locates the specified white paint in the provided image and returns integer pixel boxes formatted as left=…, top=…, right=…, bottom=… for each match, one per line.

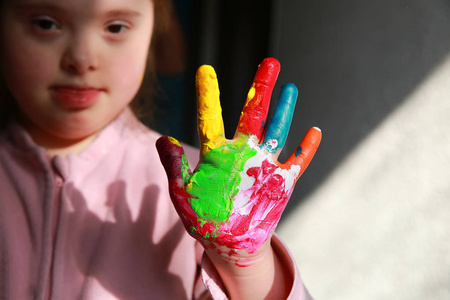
left=233, top=136, right=301, bottom=216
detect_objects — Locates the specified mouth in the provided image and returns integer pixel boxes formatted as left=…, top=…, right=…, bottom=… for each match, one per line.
left=50, top=85, right=104, bottom=108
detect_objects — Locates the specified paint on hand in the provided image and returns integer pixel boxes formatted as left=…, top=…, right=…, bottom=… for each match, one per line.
left=182, top=134, right=300, bottom=253
left=237, top=58, right=280, bottom=138
left=187, top=139, right=257, bottom=223
left=196, top=65, right=225, bottom=155
left=262, top=83, right=298, bottom=153
left=156, top=58, right=322, bottom=259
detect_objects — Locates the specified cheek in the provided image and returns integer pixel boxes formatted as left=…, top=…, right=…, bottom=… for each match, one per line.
left=107, top=48, right=148, bottom=102
left=3, top=42, right=56, bottom=97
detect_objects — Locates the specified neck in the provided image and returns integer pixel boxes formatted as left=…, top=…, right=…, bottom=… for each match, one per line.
left=18, top=116, right=100, bottom=158
left=43, top=134, right=99, bottom=158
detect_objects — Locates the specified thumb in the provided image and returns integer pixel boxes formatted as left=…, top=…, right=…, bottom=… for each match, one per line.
left=156, top=136, right=199, bottom=233
left=156, top=136, right=192, bottom=183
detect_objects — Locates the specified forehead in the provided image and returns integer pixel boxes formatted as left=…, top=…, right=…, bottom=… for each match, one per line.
left=2, top=0, right=153, bottom=17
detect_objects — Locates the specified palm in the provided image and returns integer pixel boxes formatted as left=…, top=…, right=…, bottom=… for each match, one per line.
left=157, top=58, right=321, bottom=254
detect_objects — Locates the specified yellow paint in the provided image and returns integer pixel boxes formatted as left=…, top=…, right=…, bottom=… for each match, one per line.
left=196, top=65, right=225, bottom=155
left=241, top=83, right=257, bottom=112
left=187, top=179, right=193, bottom=190
left=168, top=136, right=181, bottom=147
left=247, top=84, right=256, bottom=101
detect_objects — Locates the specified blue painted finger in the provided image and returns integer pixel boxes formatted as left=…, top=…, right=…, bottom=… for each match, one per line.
left=262, top=83, right=298, bottom=153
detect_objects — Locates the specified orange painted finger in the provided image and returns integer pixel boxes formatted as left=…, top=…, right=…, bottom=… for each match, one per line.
left=236, top=58, right=280, bottom=139
left=196, top=65, right=226, bottom=156
left=283, top=127, right=322, bottom=181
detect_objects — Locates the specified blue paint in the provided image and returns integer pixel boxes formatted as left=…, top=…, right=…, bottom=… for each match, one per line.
left=260, top=120, right=265, bottom=131
left=262, top=83, right=298, bottom=153
left=295, top=146, right=303, bottom=157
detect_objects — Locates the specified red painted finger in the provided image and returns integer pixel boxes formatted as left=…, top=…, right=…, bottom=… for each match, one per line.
left=236, top=58, right=280, bottom=139
left=156, top=136, right=198, bottom=230
left=283, top=127, right=322, bottom=182
left=156, top=136, right=191, bottom=182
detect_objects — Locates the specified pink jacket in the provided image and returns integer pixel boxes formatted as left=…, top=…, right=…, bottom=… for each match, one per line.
left=0, top=109, right=312, bottom=300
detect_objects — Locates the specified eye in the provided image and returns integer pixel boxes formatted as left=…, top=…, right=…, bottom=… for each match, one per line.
left=107, top=24, right=126, bottom=33
left=32, top=16, right=59, bottom=31
left=106, top=22, right=129, bottom=34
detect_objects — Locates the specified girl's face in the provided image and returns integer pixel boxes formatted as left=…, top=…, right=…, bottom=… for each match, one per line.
left=0, top=0, right=154, bottom=147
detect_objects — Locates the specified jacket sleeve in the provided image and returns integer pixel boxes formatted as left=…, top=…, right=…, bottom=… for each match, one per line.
left=193, top=234, right=313, bottom=300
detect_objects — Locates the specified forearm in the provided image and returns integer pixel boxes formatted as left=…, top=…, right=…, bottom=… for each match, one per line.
left=205, top=237, right=291, bottom=300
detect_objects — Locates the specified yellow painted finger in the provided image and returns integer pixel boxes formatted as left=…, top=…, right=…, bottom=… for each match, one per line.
left=196, top=65, right=226, bottom=155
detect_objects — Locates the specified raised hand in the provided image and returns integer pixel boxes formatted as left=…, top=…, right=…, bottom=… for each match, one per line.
left=156, top=58, right=321, bottom=256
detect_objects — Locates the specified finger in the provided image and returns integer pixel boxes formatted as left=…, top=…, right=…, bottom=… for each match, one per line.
left=156, top=136, right=198, bottom=227
left=196, top=65, right=225, bottom=156
left=283, top=127, right=322, bottom=181
left=236, top=57, right=280, bottom=139
left=261, top=83, right=298, bottom=157
left=156, top=136, right=192, bottom=183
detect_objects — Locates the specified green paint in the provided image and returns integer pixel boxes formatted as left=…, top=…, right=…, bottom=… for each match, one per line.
left=181, top=154, right=191, bottom=186
left=187, top=141, right=257, bottom=224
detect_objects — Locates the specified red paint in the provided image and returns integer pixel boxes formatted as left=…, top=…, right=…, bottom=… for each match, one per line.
left=156, top=137, right=199, bottom=233
left=155, top=59, right=322, bottom=258
left=51, top=86, right=102, bottom=108
left=213, top=159, right=290, bottom=252
left=237, top=58, right=280, bottom=138
left=235, top=261, right=248, bottom=268
left=157, top=136, right=293, bottom=254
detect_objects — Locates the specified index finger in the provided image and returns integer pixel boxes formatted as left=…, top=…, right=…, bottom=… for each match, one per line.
left=196, top=65, right=226, bottom=156
left=236, top=58, right=280, bottom=140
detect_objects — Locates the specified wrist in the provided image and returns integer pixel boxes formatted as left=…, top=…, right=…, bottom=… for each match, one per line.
left=205, top=237, right=273, bottom=269
left=204, top=238, right=283, bottom=299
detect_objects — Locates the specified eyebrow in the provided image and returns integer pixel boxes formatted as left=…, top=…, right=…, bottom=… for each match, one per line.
left=104, top=9, right=142, bottom=19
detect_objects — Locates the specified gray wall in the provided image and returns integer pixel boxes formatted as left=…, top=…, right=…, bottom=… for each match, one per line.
left=271, top=1, right=450, bottom=299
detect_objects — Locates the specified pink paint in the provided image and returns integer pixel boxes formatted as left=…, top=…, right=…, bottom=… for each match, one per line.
left=156, top=58, right=322, bottom=266
left=215, top=159, right=291, bottom=253
left=171, top=155, right=293, bottom=255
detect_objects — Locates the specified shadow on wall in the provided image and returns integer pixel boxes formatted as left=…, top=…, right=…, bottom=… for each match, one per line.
left=271, top=0, right=450, bottom=217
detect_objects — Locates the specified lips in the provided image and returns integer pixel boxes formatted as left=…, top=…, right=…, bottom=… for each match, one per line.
left=51, top=86, right=103, bottom=108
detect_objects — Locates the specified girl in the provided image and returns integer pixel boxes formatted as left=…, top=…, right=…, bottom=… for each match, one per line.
left=0, top=0, right=321, bottom=299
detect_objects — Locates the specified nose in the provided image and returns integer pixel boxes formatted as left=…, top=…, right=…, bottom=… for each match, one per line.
left=61, top=33, right=99, bottom=74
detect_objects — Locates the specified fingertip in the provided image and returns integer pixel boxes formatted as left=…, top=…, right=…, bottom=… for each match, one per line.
left=156, top=136, right=183, bottom=157
left=308, top=127, right=323, bottom=143
left=255, top=58, right=281, bottom=86
left=279, top=83, right=299, bottom=104
left=156, top=136, right=189, bottom=181
left=196, top=65, right=217, bottom=79
left=195, top=64, right=222, bottom=117
left=261, top=57, right=281, bottom=69
left=156, top=135, right=179, bottom=146
left=167, top=136, right=182, bottom=147
left=281, top=83, right=298, bottom=95
left=308, top=126, right=322, bottom=139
